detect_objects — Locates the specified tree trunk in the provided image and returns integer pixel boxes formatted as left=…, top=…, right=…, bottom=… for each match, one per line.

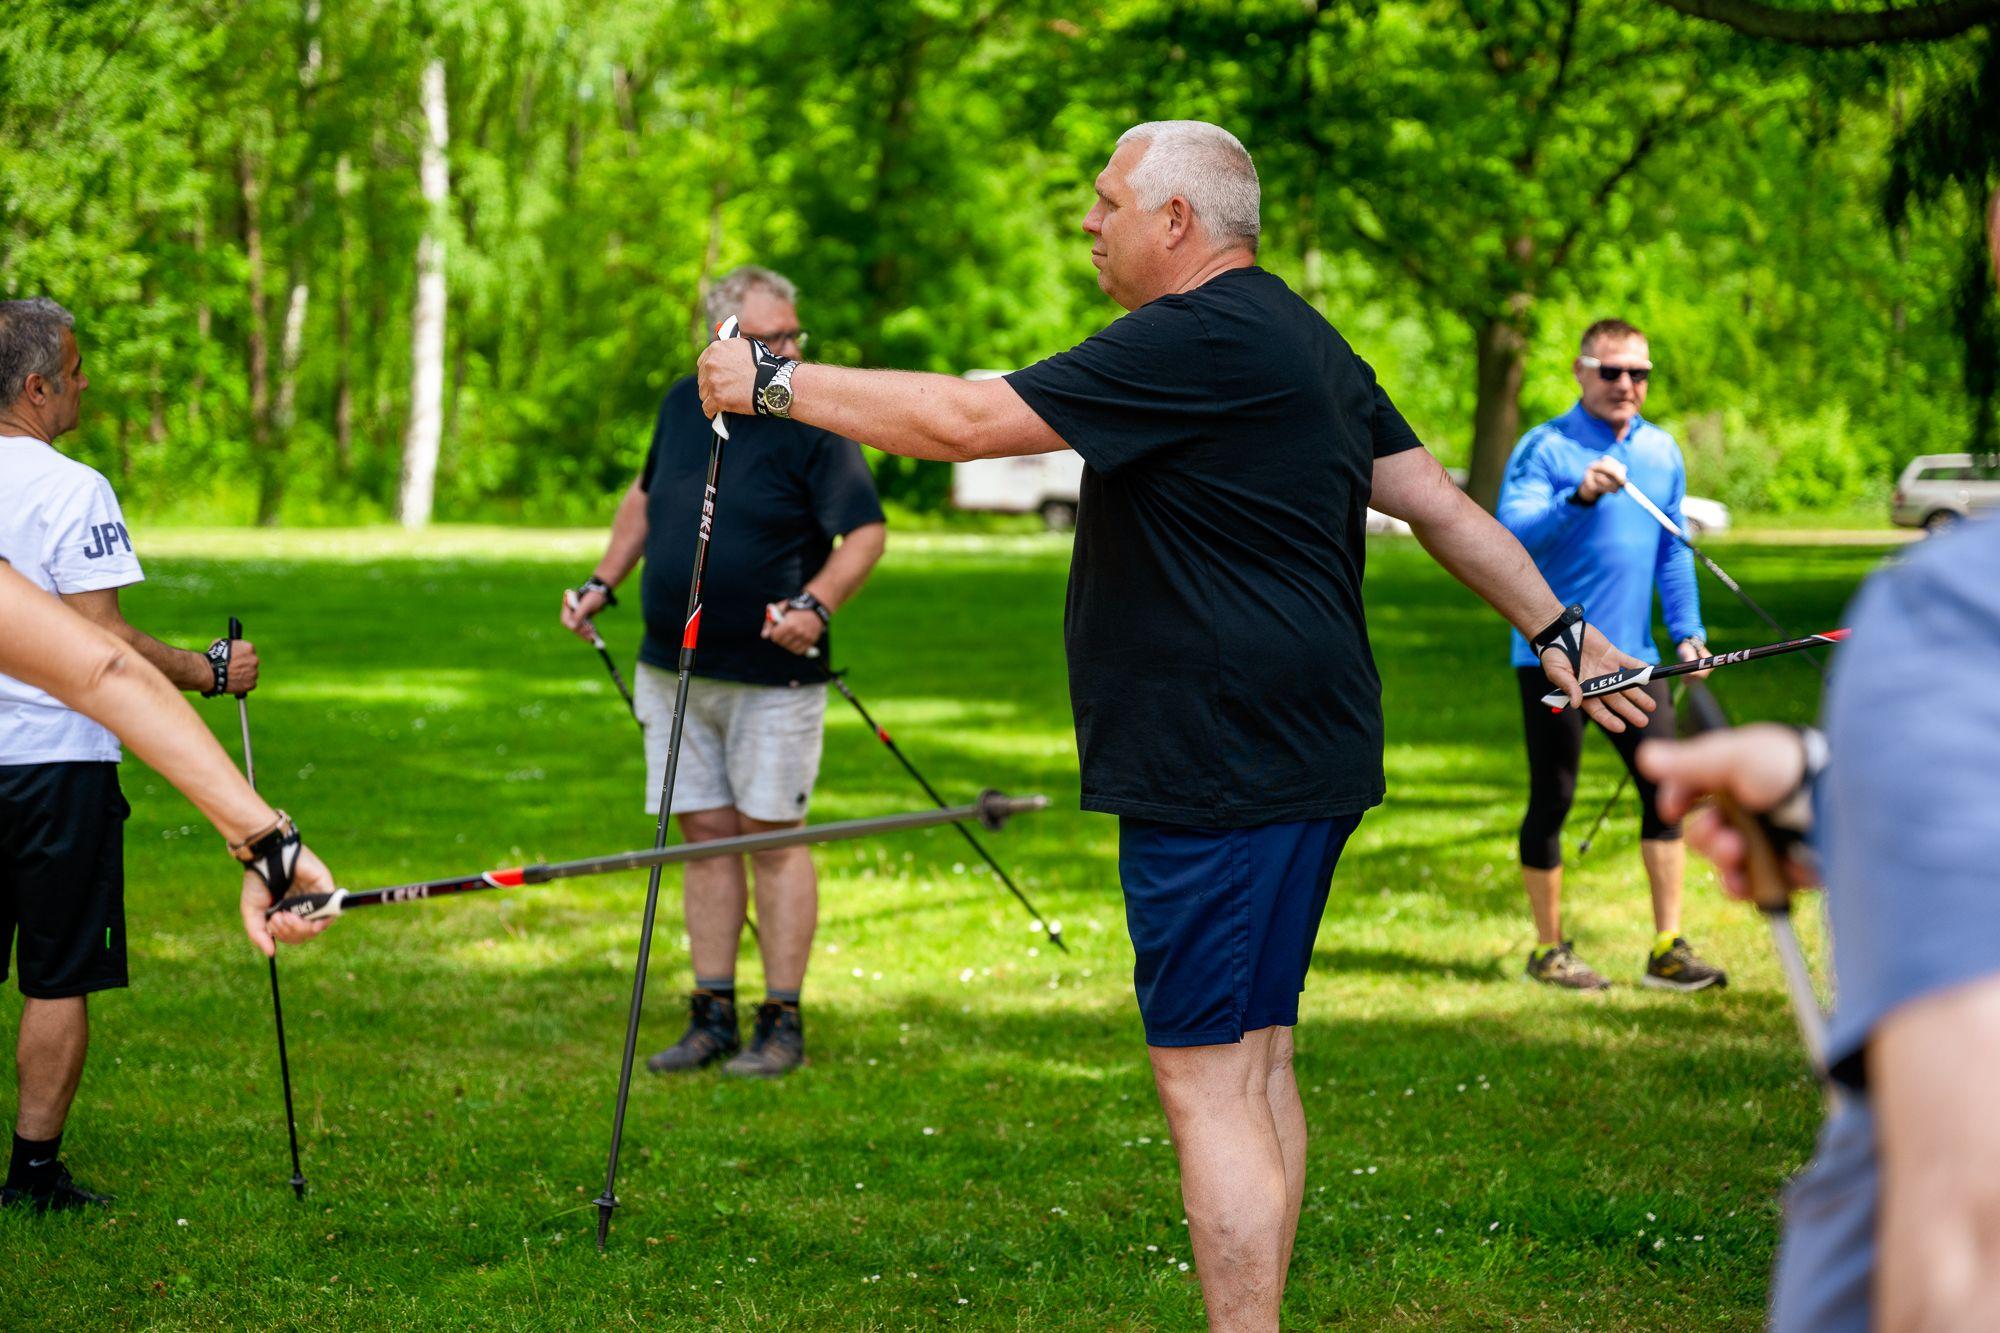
left=399, top=57, right=450, bottom=530
left=1468, top=313, right=1529, bottom=512
left=274, top=0, right=322, bottom=462
left=334, top=152, right=353, bottom=472
left=239, top=145, right=276, bottom=523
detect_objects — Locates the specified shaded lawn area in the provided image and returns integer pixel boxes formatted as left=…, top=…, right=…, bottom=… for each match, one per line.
left=0, top=529, right=1887, bottom=1329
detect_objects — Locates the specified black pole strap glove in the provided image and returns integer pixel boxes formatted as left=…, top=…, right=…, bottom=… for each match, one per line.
left=1530, top=603, right=1588, bottom=678
left=231, top=812, right=303, bottom=901
left=749, top=337, right=799, bottom=419
left=202, top=637, right=232, bottom=698
left=576, top=575, right=618, bottom=610
left=1762, top=726, right=1829, bottom=866
left=786, top=591, right=830, bottom=626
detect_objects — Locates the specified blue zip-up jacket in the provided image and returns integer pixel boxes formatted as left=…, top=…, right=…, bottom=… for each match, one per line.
left=1497, top=404, right=1704, bottom=667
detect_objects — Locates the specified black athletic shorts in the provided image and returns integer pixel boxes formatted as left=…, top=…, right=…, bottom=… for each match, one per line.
left=0, top=761, right=130, bottom=999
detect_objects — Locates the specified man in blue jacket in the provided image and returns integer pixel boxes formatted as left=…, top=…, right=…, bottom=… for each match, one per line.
left=1496, top=319, right=1723, bottom=993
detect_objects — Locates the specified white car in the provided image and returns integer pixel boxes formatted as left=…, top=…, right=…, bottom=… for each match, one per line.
left=1892, top=453, right=2000, bottom=532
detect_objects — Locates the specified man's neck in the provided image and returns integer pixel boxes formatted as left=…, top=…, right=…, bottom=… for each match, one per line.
left=1167, top=248, right=1256, bottom=298
left=1578, top=402, right=1636, bottom=443
left=0, top=410, right=51, bottom=443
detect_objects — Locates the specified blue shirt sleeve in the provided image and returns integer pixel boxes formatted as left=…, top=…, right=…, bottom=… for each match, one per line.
left=1655, top=448, right=1704, bottom=646
left=1819, top=517, right=2000, bottom=1087
left=1495, top=432, right=1588, bottom=556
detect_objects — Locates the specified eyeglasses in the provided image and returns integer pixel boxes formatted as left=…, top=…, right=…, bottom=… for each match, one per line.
left=1579, top=355, right=1650, bottom=384
left=746, top=328, right=810, bottom=351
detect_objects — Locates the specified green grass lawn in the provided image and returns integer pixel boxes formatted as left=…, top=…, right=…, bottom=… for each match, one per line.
left=0, top=528, right=1889, bottom=1330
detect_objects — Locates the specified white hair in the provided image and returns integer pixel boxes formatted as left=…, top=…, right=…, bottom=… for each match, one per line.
left=1115, top=121, right=1260, bottom=249
left=704, top=265, right=797, bottom=327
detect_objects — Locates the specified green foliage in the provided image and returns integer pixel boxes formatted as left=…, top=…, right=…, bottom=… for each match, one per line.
left=0, top=0, right=1990, bottom=520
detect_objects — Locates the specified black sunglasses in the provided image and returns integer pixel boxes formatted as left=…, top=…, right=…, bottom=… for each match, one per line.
left=1579, top=355, right=1650, bottom=384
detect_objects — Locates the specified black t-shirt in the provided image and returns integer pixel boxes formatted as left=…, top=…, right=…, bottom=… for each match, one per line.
left=638, top=375, right=884, bottom=686
left=1007, top=266, right=1422, bottom=827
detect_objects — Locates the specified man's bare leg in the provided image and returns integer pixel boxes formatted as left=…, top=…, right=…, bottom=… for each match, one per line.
left=1151, top=1027, right=1291, bottom=1332
left=743, top=815, right=815, bottom=992
left=1264, top=1026, right=1308, bottom=1281
left=1640, top=838, right=1683, bottom=937
left=16, top=996, right=88, bottom=1140
left=678, top=806, right=747, bottom=980
left=1522, top=865, right=1562, bottom=944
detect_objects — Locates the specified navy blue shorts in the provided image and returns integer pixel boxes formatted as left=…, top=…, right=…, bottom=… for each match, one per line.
left=1118, top=814, right=1362, bottom=1047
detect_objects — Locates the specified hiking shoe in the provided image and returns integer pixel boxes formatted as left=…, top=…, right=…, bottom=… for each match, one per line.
left=0, top=1162, right=114, bottom=1214
left=1643, top=937, right=1728, bottom=992
left=645, top=991, right=740, bottom=1072
left=1526, top=941, right=1611, bottom=991
left=722, top=1002, right=804, bottom=1079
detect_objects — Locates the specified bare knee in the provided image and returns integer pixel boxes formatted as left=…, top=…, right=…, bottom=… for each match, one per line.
left=678, top=807, right=742, bottom=842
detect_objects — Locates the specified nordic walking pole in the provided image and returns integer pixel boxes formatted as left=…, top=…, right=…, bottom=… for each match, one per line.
left=593, top=315, right=740, bottom=1251
left=267, top=792, right=1050, bottom=921
left=806, top=653, right=1064, bottom=951
left=1680, top=684, right=1840, bottom=1112
left=565, top=590, right=639, bottom=723
left=230, top=616, right=307, bottom=1199
left=1539, top=630, right=1849, bottom=711
left=1614, top=471, right=1827, bottom=676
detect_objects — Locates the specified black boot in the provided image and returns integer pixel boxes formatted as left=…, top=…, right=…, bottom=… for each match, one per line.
left=723, top=1002, right=804, bottom=1079
left=645, top=991, right=741, bottom=1073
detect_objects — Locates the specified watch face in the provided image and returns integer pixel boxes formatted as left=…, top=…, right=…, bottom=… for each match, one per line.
left=763, top=383, right=793, bottom=414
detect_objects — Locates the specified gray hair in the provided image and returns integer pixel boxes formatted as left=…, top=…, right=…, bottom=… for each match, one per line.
left=1115, top=121, right=1260, bottom=249
left=0, top=298, right=76, bottom=405
left=703, top=265, right=798, bottom=328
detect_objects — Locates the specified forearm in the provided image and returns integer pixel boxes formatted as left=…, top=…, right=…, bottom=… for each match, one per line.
left=9, top=582, right=274, bottom=842
left=1874, top=979, right=2000, bottom=1330
left=60, top=591, right=213, bottom=691
left=1409, top=490, right=1567, bottom=636
left=788, top=364, right=1002, bottom=462
left=119, top=624, right=215, bottom=692
left=593, top=484, right=650, bottom=588
left=803, top=523, right=886, bottom=612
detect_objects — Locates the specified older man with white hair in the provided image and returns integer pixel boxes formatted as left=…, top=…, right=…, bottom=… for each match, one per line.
left=699, top=122, right=1655, bottom=1330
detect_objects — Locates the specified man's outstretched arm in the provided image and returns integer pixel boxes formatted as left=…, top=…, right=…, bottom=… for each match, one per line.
left=1371, top=446, right=1656, bottom=732
left=698, top=343, right=1067, bottom=462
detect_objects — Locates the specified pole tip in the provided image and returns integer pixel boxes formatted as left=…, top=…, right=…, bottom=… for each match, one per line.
left=594, top=1195, right=617, bottom=1250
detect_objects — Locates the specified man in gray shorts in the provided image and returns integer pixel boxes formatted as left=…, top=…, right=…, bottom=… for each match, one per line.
left=561, top=265, right=885, bottom=1078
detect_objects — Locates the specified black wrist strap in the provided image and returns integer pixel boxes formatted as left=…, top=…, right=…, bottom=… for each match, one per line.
left=202, top=638, right=231, bottom=698
left=787, top=591, right=830, bottom=626
left=1530, top=604, right=1587, bottom=677
left=578, top=575, right=618, bottom=609
left=1764, top=727, right=1828, bottom=862
left=750, top=338, right=797, bottom=416
left=234, top=812, right=302, bottom=900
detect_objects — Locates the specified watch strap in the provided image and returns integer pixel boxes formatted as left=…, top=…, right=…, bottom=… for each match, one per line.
left=787, top=591, right=830, bottom=625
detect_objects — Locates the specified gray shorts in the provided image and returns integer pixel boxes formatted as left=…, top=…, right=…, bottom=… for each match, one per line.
left=634, top=666, right=827, bottom=823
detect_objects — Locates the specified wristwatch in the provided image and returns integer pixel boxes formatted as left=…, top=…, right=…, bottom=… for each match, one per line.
left=786, top=591, right=830, bottom=626
left=757, top=359, right=799, bottom=419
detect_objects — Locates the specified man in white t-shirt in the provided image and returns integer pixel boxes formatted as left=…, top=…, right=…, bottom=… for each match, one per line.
left=0, top=297, right=260, bottom=1211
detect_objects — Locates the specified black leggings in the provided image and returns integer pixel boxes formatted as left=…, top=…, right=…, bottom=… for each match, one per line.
left=1516, top=667, right=1680, bottom=870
